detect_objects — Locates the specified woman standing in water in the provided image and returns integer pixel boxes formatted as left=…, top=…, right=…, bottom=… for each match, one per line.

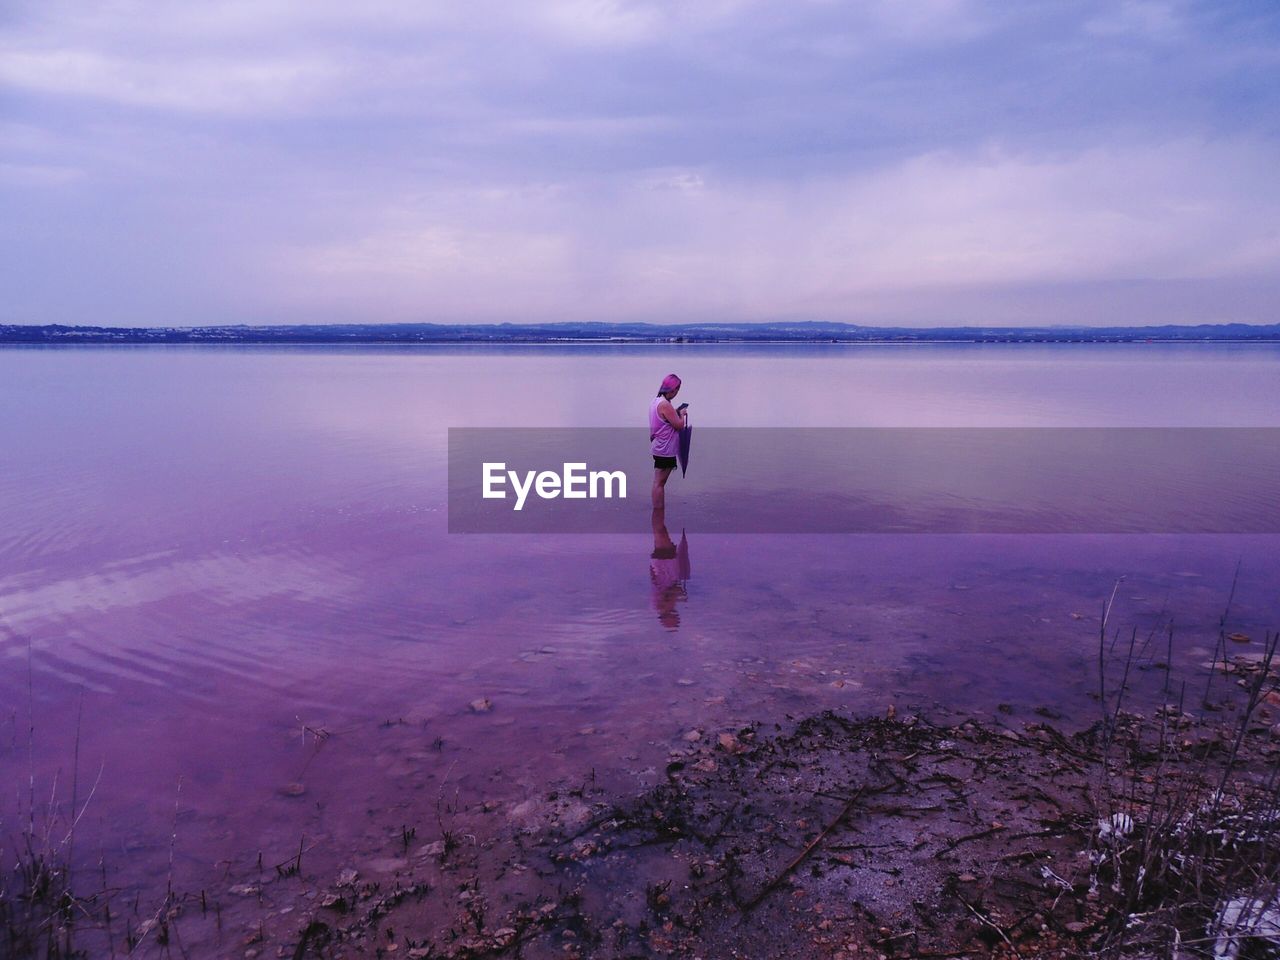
left=650, top=373, right=687, bottom=509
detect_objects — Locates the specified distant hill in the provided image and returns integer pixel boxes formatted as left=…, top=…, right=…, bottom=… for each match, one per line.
left=2, top=321, right=1279, bottom=344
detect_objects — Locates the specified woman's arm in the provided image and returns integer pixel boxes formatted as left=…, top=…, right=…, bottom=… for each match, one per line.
left=657, top=398, right=686, bottom=429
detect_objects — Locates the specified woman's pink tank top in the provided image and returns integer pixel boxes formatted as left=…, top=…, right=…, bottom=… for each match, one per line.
left=650, top=396, right=679, bottom=457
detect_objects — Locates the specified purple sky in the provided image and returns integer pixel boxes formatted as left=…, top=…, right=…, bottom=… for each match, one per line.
left=3, top=1, right=1279, bottom=327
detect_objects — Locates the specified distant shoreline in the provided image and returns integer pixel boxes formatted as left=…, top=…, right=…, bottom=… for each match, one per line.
left=3, top=321, right=1280, bottom=346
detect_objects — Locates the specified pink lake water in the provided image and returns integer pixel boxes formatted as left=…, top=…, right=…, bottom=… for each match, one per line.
left=2, top=343, right=1279, bottom=952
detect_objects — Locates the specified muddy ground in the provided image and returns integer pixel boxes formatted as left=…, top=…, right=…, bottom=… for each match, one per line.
left=210, top=668, right=1280, bottom=960
left=12, top=653, right=1280, bottom=960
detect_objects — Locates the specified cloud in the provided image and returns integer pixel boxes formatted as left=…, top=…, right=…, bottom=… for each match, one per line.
left=0, top=1, right=1000, bottom=119
left=300, top=224, right=571, bottom=287
left=0, top=160, right=83, bottom=185
left=1, top=0, right=1278, bottom=325
left=256, top=138, right=1279, bottom=324
left=0, top=48, right=337, bottom=113
left=535, top=0, right=668, bottom=47
left=1085, top=0, right=1185, bottom=41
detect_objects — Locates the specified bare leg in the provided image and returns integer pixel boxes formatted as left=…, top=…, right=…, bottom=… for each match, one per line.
left=651, top=467, right=673, bottom=508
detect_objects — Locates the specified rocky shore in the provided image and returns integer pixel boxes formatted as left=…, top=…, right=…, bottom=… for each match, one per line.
left=266, top=653, right=1280, bottom=960
left=10, top=650, right=1280, bottom=960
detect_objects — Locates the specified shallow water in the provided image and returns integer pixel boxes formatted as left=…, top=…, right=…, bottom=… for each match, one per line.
left=2, top=343, right=1278, bottom=934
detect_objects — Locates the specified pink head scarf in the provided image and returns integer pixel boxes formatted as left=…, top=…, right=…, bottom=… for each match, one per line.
left=659, top=373, right=681, bottom=397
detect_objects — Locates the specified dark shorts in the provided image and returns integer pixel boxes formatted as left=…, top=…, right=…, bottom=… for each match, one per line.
left=653, top=455, right=677, bottom=470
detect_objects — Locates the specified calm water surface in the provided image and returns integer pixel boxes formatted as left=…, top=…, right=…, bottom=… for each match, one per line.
left=2, top=343, right=1278, bottom=932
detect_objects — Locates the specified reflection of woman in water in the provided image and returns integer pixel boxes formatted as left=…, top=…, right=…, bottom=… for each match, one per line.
left=650, top=508, right=691, bottom=630
left=649, top=373, right=687, bottom=509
